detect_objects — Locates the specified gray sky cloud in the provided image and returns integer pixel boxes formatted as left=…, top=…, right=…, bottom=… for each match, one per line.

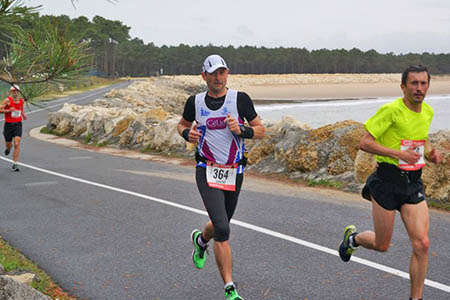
left=25, top=0, right=450, bottom=54
left=237, top=25, right=254, bottom=38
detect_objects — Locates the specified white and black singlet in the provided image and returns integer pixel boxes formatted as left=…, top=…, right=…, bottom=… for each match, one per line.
left=182, top=90, right=258, bottom=241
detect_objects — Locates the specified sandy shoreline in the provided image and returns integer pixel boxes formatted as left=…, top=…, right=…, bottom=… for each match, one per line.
left=244, top=80, right=450, bottom=102
left=170, top=73, right=450, bottom=102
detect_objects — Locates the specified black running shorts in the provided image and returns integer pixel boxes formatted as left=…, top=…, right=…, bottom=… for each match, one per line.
left=362, top=163, right=425, bottom=211
left=3, top=122, right=22, bottom=142
left=195, top=166, right=244, bottom=242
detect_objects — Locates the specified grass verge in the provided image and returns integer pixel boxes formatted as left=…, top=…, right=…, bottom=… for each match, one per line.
left=0, top=236, right=76, bottom=299
left=428, top=199, right=450, bottom=211
left=307, top=178, right=343, bottom=188
left=40, top=126, right=66, bottom=136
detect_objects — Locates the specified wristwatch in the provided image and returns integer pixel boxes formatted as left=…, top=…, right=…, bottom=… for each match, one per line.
left=238, top=125, right=246, bottom=136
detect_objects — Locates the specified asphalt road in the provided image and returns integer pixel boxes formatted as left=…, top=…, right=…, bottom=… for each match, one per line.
left=0, top=83, right=449, bottom=300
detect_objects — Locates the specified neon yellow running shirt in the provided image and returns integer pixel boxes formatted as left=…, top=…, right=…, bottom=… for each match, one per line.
left=364, top=97, right=434, bottom=166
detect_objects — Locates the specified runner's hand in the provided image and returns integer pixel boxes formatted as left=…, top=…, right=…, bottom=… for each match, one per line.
left=400, top=148, right=421, bottom=165
left=428, top=149, right=443, bottom=164
left=189, top=123, right=201, bottom=144
left=226, top=114, right=240, bottom=135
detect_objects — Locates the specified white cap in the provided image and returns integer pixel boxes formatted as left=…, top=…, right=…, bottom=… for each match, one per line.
left=202, top=54, right=228, bottom=73
left=10, top=84, right=20, bottom=91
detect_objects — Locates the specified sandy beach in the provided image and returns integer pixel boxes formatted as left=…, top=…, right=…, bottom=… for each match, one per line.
left=172, top=73, right=450, bottom=101
left=243, top=76, right=450, bottom=101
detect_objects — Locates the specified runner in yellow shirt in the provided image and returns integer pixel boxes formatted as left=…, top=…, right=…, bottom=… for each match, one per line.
left=338, top=65, right=443, bottom=300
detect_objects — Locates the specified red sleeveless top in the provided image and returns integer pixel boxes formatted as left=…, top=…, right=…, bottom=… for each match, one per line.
left=5, top=96, right=24, bottom=123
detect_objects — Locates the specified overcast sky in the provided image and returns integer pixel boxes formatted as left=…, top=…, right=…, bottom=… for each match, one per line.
left=25, top=0, right=450, bottom=54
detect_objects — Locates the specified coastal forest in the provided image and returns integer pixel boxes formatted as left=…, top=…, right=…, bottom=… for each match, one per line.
left=2, top=12, right=450, bottom=77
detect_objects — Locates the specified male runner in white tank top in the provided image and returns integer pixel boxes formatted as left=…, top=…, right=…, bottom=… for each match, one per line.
left=178, top=54, right=265, bottom=300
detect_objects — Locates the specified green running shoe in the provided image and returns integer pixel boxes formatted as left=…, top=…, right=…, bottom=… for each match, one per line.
left=12, top=163, right=20, bottom=172
left=191, top=229, right=207, bottom=269
left=339, top=225, right=357, bottom=262
left=224, top=285, right=243, bottom=300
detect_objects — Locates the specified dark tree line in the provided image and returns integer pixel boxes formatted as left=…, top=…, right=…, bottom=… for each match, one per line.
left=4, top=12, right=450, bottom=77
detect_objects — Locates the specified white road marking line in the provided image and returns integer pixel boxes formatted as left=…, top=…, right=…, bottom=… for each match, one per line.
left=1, top=156, right=449, bottom=294
left=24, top=181, right=59, bottom=187
left=68, top=156, right=93, bottom=160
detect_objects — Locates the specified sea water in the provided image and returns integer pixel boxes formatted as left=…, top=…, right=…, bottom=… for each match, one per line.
left=256, top=94, right=450, bottom=133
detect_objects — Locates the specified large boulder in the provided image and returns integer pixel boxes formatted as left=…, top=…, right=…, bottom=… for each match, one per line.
left=249, top=119, right=364, bottom=178
left=0, top=276, right=50, bottom=300
left=150, top=117, right=185, bottom=152
left=247, top=116, right=310, bottom=170
left=422, top=130, right=450, bottom=206
left=354, top=150, right=376, bottom=183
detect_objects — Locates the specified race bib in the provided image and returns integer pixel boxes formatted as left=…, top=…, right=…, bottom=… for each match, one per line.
left=398, top=140, right=425, bottom=171
left=206, top=161, right=237, bottom=191
left=11, top=110, right=21, bottom=118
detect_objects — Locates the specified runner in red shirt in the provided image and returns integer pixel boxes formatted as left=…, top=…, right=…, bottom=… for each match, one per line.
left=0, top=85, right=27, bottom=171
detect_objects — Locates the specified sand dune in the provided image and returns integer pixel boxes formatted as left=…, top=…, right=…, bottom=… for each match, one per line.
left=168, top=73, right=450, bottom=100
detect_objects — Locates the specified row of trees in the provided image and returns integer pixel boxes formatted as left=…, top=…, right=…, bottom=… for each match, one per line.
left=129, top=45, right=450, bottom=76
left=96, top=36, right=450, bottom=77
left=3, top=3, right=450, bottom=82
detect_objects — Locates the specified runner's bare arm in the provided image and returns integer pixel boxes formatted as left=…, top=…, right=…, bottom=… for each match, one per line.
left=424, top=140, right=443, bottom=164
left=360, top=130, right=420, bottom=165
left=21, top=104, right=27, bottom=120
left=177, top=117, right=192, bottom=133
left=177, top=117, right=201, bottom=143
left=248, top=115, right=265, bottom=139
left=0, top=99, right=10, bottom=113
